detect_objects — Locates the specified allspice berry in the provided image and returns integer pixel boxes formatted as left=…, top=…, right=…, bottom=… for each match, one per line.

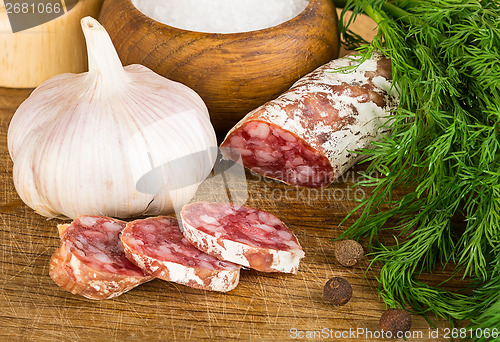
left=334, top=239, right=364, bottom=267
left=323, top=277, right=352, bottom=306
left=380, top=309, right=412, bottom=338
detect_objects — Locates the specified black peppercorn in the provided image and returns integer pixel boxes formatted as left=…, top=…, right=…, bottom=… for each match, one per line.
left=334, top=239, right=364, bottom=267
left=323, top=277, right=352, bottom=306
left=380, top=309, right=412, bottom=338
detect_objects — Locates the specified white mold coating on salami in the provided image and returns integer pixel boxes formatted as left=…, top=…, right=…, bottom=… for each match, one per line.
left=121, top=216, right=240, bottom=292
left=221, top=51, right=399, bottom=188
left=180, top=202, right=305, bottom=274
left=49, top=216, right=153, bottom=300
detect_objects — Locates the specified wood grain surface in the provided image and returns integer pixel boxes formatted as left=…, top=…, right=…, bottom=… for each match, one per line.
left=98, top=0, right=339, bottom=134
left=0, top=88, right=464, bottom=341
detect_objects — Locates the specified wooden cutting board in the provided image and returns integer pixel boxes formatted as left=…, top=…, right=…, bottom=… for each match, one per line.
left=0, top=9, right=464, bottom=341
left=0, top=87, right=463, bottom=341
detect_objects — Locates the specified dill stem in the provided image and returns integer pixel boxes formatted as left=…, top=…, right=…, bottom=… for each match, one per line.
left=381, top=2, right=415, bottom=25
left=362, top=4, right=385, bottom=25
left=362, top=1, right=421, bottom=27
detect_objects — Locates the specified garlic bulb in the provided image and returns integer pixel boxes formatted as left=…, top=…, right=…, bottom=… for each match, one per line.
left=7, top=17, right=217, bottom=219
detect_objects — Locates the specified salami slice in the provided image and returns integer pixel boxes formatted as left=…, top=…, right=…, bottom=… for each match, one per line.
left=49, top=216, right=153, bottom=300
left=121, top=216, right=240, bottom=292
left=180, top=202, right=305, bottom=274
left=220, top=51, right=399, bottom=188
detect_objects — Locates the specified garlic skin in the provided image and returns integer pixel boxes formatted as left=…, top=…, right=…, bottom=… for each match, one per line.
left=7, top=17, right=217, bottom=219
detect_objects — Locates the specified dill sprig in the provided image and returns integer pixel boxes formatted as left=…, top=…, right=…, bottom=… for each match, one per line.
left=332, top=0, right=500, bottom=336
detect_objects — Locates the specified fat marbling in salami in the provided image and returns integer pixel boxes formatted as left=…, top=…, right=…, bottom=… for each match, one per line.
left=221, top=51, right=399, bottom=188
left=180, top=202, right=305, bottom=274
left=49, top=216, right=153, bottom=300
left=121, top=216, right=241, bottom=292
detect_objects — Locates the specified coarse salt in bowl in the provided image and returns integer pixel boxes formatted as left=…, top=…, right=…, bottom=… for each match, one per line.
left=131, top=0, right=310, bottom=34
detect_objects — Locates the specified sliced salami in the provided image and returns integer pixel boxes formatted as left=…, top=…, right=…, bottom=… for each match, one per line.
left=121, top=216, right=240, bottom=292
left=49, top=216, right=153, bottom=300
left=221, top=51, right=399, bottom=188
left=180, top=202, right=305, bottom=274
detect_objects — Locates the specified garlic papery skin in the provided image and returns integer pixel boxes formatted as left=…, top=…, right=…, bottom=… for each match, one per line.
left=7, top=17, right=217, bottom=220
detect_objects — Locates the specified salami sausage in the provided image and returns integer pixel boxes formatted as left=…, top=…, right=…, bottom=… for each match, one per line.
left=121, top=216, right=240, bottom=292
left=180, top=202, right=305, bottom=274
left=220, top=52, right=399, bottom=188
left=49, top=216, right=153, bottom=300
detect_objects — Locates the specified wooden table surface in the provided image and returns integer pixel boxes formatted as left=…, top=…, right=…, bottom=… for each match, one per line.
left=0, top=87, right=463, bottom=341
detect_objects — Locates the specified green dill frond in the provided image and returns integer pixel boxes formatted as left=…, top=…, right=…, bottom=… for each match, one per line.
left=332, top=0, right=500, bottom=337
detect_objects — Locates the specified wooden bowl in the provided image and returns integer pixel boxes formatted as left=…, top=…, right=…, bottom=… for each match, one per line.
left=0, top=0, right=104, bottom=88
left=99, top=0, right=339, bottom=134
